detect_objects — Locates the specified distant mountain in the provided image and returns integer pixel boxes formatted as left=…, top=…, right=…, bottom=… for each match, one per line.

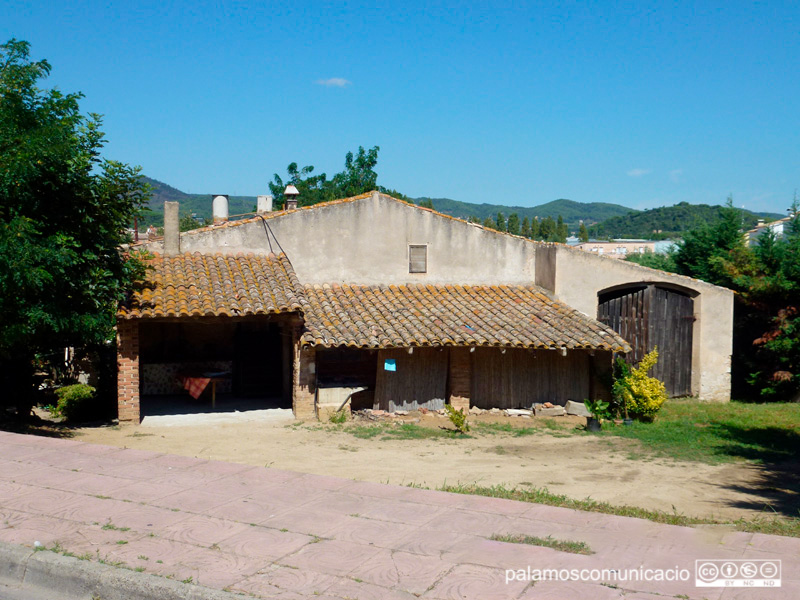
left=139, top=178, right=785, bottom=240
left=140, top=177, right=256, bottom=226
left=418, top=197, right=634, bottom=228
left=591, top=202, right=784, bottom=239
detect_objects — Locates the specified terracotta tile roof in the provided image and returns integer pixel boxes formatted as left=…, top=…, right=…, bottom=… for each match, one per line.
left=300, top=283, right=630, bottom=352
left=118, top=252, right=304, bottom=319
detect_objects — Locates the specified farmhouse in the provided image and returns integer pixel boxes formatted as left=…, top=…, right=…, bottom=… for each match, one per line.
left=117, top=192, right=733, bottom=423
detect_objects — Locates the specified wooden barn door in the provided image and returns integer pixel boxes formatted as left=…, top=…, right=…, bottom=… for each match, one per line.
left=598, top=285, right=694, bottom=397
left=374, top=348, right=448, bottom=411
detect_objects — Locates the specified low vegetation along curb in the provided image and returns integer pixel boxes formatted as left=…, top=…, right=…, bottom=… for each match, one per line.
left=439, top=483, right=800, bottom=538
left=490, top=533, right=594, bottom=555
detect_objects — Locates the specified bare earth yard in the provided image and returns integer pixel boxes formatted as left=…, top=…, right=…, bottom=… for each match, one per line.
left=72, top=412, right=780, bottom=522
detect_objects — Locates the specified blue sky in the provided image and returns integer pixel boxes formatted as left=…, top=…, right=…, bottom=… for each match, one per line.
left=2, top=1, right=798, bottom=213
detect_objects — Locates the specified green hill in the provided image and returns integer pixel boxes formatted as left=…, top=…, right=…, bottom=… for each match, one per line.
left=139, top=177, right=256, bottom=226
left=590, top=202, right=783, bottom=239
left=418, top=197, right=634, bottom=228
left=139, top=178, right=784, bottom=239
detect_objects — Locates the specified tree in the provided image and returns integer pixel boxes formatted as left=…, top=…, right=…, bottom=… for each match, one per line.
left=482, top=216, right=496, bottom=229
left=530, top=217, right=540, bottom=240
left=674, top=198, right=749, bottom=289
left=0, top=39, right=149, bottom=414
left=179, top=213, right=210, bottom=232
left=521, top=217, right=531, bottom=238
left=556, top=215, right=569, bottom=242
left=496, top=212, right=506, bottom=232
left=331, top=146, right=379, bottom=197
left=539, top=216, right=556, bottom=240
left=418, top=199, right=434, bottom=210
left=672, top=197, right=800, bottom=400
left=578, top=222, right=589, bottom=242
left=507, top=213, right=520, bottom=236
left=268, top=162, right=331, bottom=209
left=268, top=145, right=401, bottom=209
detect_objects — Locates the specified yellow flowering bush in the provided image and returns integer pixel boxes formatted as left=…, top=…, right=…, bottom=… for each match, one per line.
left=613, top=349, right=668, bottom=422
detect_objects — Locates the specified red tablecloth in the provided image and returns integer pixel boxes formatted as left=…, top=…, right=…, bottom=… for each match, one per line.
left=179, top=376, right=211, bottom=400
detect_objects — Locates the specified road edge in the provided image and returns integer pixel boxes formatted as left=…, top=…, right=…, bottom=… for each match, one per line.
left=0, top=541, right=244, bottom=600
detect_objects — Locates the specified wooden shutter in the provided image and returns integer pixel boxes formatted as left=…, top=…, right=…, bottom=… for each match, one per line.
left=409, top=245, right=427, bottom=273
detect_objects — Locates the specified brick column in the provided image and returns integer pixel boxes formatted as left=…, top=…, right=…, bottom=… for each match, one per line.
left=292, top=331, right=317, bottom=420
left=448, top=347, right=471, bottom=412
left=117, top=320, right=140, bottom=423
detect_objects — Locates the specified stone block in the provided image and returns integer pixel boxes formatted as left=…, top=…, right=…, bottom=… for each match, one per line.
left=565, top=400, right=591, bottom=417
left=534, top=405, right=566, bottom=417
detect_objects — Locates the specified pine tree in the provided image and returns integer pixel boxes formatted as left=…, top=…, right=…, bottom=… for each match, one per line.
left=496, top=212, right=506, bottom=232
left=578, top=222, right=589, bottom=242
left=521, top=217, right=532, bottom=238
left=507, top=213, right=520, bottom=235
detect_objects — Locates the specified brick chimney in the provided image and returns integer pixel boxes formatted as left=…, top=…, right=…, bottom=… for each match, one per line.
left=212, top=194, right=229, bottom=222
left=164, top=201, right=180, bottom=255
left=284, top=185, right=299, bottom=211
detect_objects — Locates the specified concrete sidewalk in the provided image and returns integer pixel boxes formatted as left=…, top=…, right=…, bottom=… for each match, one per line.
left=0, top=430, right=795, bottom=599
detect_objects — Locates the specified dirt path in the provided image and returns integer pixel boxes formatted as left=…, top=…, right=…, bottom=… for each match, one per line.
left=74, top=415, right=767, bottom=521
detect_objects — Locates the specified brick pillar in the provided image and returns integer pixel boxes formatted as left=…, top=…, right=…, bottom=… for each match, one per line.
left=117, top=320, right=140, bottom=423
left=292, top=331, right=317, bottom=420
left=448, top=347, right=471, bottom=412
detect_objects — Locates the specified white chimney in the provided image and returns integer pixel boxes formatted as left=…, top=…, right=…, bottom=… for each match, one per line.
left=257, top=195, right=273, bottom=214
left=284, top=185, right=299, bottom=211
left=164, top=201, right=180, bottom=255
left=212, top=194, right=229, bottom=223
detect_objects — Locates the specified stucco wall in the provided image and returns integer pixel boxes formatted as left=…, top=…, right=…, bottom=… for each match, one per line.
left=545, top=244, right=733, bottom=402
left=177, top=193, right=537, bottom=285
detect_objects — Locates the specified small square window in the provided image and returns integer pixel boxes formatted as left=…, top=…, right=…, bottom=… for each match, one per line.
left=409, top=244, right=427, bottom=273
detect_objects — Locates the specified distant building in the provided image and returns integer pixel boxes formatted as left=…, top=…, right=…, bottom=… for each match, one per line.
left=745, top=215, right=795, bottom=247
left=575, top=239, right=657, bottom=258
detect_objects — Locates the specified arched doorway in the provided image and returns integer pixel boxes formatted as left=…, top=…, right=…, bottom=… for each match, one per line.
left=598, top=284, right=695, bottom=397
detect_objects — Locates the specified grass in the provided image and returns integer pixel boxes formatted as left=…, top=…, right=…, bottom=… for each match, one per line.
left=337, top=401, right=800, bottom=467
left=600, top=401, right=800, bottom=464
left=101, top=522, right=130, bottom=532
left=474, top=422, right=538, bottom=436
left=440, top=483, right=800, bottom=538
left=490, top=533, right=593, bottom=555
left=345, top=423, right=470, bottom=440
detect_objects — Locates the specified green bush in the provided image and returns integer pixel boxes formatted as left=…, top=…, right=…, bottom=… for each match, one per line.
left=53, top=384, right=96, bottom=422
left=444, top=404, right=470, bottom=433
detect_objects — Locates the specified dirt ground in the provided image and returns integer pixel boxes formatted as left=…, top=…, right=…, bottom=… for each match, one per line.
left=68, top=411, right=776, bottom=522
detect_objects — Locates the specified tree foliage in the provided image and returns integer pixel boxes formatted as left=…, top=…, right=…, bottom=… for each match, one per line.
left=578, top=222, right=589, bottom=242
left=0, top=39, right=149, bottom=411
left=269, top=145, right=411, bottom=209
left=506, top=213, right=520, bottom=236
left=670, top=198, right=800, bottom=400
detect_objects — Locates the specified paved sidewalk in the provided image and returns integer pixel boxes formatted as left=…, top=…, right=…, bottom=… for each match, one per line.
left=0, top=430, right=795, bottom=599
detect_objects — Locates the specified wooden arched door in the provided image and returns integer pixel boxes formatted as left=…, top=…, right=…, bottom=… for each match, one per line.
left=598, top=284, right=694, bottom=397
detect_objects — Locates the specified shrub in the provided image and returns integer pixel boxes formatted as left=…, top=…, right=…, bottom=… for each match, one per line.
left=53, top=384, right=96, bottom=422
left=613, top=349, right=667, bottom=422
left=583, top=398, right=610, bottom=420
left=444, top=404, right=470, bottom=433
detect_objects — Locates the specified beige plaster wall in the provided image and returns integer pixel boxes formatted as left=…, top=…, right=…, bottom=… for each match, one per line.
left=544, top=244, right=733, bottom=402
left=176, top=193, right=537, bottom=285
